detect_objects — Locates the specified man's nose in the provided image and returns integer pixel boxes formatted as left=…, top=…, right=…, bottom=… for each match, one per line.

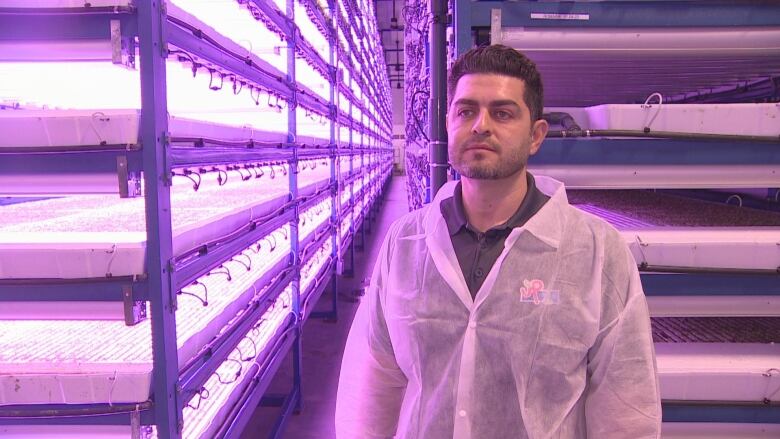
left=471, top=109, right=491, bottom=136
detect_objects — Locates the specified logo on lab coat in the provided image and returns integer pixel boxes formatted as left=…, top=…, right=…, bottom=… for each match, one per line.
left=519, top=279, right=560, bottom=305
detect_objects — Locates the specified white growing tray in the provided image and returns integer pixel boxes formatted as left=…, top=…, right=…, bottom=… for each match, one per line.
left=546, top=103, right=780, bottom=137
left=0, top=162, right=334, bottom=279
left=0, top=110, right=288, bottom=149
left=656, top=343, right=780, bottom=402
left=622, top=228, right=780, bottom=271
left=0, top=246, right=291, bottom=406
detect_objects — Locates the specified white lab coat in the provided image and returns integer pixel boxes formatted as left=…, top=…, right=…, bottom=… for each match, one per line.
left=336, top=176, right=661, bottom=439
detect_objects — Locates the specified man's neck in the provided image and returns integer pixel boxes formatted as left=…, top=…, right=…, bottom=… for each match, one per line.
left=460, top=170, right=528, bottom=233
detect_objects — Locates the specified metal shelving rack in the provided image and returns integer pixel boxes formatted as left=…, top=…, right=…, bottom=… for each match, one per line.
left=449, top=0, right=780, bottom=427
left=0, top=0, right=392, bottom=438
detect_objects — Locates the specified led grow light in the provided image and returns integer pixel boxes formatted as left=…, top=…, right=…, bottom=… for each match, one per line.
left=299, top=197, right=333, bottom=242
left=294, top=1, right=329, bottom=63
left=339, top=217, right=352, bottom=243
left=0, top=59, right=288, bottom=135
left=0, top=165, right=291, bottom=279
left=296, top=105, right=330, bottom=141
left=296, top=57, right=330, bottom=102
left=298, top=160, right=332, bottom=197
left=0, top=226, right=291, bottom=404
left=300, top=239, right=333, bottom=316
left=168, top=0, right=288, bottom=75
left=340, top=186, right=351, bottom=208
left=162, top=284, right=294, bottom=439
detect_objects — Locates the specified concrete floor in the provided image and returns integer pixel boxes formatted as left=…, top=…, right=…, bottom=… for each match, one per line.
left=240, top=175, right=409, bottom=439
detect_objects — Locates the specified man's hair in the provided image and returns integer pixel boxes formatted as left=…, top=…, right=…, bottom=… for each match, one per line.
left=447, top=44, right=544, bottom=122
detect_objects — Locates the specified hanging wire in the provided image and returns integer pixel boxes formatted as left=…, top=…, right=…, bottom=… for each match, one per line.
left=89, top=112, right=108, bottom=146
left=252, top=165, right=265, bottom=179
left=240, top=337, right=258, bottom=361
left=186, top=387, right=210, bottom=410
left=171, top=169, right=202, bottom=191
left=216, top=167, right=228, bottom=186
left=763, top=368, right=780, bottom=404
left=236, top=166, right=252, bottom=181
left=250, top=86, right=262, bottom=105
left=209, top=265, right=232, bottom=281
left=641, top=92, right=664, bottom=132
left=208, top=69, right=224, bottom=91
left=178, top=280, right=209, bottom=307
left=231, top=253, right=252, bottom=271
left=262, top=234, right=278, bottom=251
left=231, top=76, right=243, bottom=95
left=215, top=358, right=243, bottom=385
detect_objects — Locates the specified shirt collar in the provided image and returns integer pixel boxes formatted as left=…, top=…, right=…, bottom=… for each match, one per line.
left=439, top=173, right=549, bottom=237
left=520, top=174, right=568, bottom=249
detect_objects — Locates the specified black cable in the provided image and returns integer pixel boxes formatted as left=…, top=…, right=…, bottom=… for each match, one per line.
left=178, top=280, right=209, bottom=307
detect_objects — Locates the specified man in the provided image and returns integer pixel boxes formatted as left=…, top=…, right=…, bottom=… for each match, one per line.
left=336, top=45, right=661, bottom=438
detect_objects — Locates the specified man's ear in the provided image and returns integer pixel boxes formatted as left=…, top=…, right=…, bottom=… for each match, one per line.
left=529, top=118, right=549, bottom=156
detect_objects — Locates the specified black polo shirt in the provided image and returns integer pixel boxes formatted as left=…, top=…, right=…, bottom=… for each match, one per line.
left=440, top=173, right=550, bottom=299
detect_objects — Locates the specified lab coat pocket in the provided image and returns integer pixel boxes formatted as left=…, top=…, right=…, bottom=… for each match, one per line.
left=387, top=233, right=427, bottom=312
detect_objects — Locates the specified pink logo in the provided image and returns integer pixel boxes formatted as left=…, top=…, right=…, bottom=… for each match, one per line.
left=520, top=279, right=545, bottom=304
left=519, top=279, right=560, bottom=305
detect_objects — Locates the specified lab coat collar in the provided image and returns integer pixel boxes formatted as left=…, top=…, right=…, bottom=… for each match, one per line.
left=423, top=174, right=568, bottom=309
left=428, top=174, right=567, bottom=250
left=520, top=174, right=567, bottom=249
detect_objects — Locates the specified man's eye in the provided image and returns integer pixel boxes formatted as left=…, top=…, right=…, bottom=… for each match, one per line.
left=494, top=110, right=512, bottom=120
left=458, top=109, right=474, bottom=117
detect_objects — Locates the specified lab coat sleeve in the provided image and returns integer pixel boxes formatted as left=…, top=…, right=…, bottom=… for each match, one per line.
left=335, top=227, right=408, bottom=439
left=585, top=245, right=662, bottom=438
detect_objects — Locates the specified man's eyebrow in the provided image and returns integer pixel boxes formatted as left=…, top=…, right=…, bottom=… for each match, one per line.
left=451, top=98, right=520, bottom=108
left=488, top=100, right=520, bottom=108
left=452, top=98, right=478, bottom=107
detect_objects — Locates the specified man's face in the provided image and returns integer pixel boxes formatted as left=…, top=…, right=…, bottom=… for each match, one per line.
left=446, top=73, right=547, bottom=180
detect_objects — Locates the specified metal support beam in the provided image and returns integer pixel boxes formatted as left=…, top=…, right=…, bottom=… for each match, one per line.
left=286, top=0, right=304, bottom=418
left=428, top=0, right=448, bottom=198
left=137, top=1, right=180, bottom=437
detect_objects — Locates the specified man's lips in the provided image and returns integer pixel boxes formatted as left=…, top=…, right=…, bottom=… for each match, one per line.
left=465, top=144, right=495, bottom=152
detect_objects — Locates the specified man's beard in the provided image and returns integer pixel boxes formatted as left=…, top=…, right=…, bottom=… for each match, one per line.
left=450, top=142, right=529, bottom=180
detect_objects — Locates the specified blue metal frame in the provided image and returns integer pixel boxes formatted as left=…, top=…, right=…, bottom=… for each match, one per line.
left=641, top=272, right=780, bottom=296
left=286, top=0, right=305, bottom=418
left=0, top=0, right=393, bottom=436
left=0, top=402, right=154, bottom=426
left=0, top=150, right=143, bottom=182
left=663, top=402, right=780, bottom=424
left=327, top=0, right=340, bottom=321
left=468, top=1, right=780, bottom=30
left=136, top=2, right=181, bottom=437
left=0, top=276, right=148, bottom=302
left=168, top=148, right=293, bottom=168
left=531, top=138, right=780, bottom=166
left=247, top=0, right=292, bottom=38
left=0, top=8, right=137, bottom=40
